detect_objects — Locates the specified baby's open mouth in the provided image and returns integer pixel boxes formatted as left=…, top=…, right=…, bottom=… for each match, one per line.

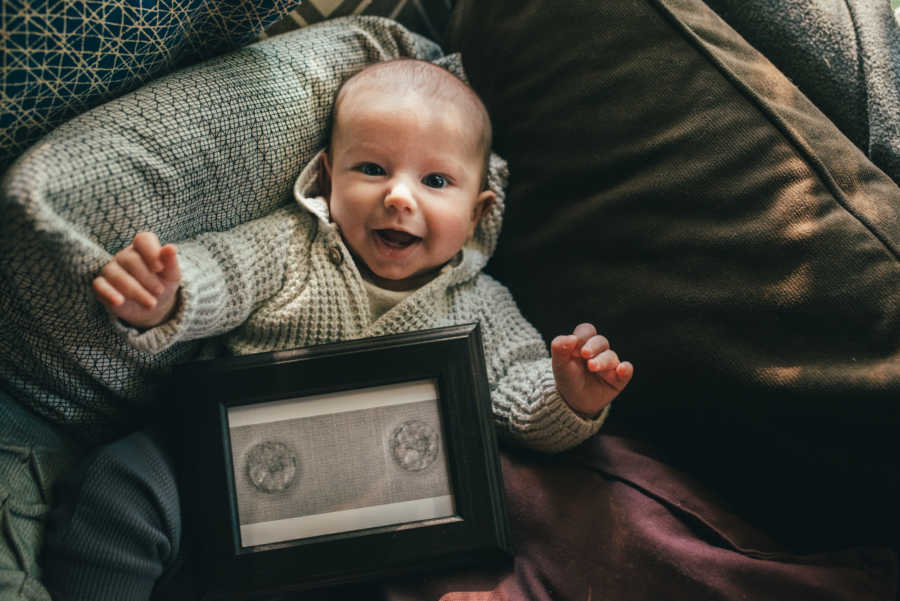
left=375, top=229, right=421, bottom=249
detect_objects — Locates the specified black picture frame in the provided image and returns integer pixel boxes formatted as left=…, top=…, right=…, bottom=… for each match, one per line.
left=172, top=323, right=510, bottom=600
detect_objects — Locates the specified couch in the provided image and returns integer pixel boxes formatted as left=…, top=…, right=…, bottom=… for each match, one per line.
left=1, top=0, right=898, bottom=599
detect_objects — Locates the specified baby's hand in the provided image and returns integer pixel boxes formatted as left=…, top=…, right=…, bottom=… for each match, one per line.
left=551, top=323, right=634, bottom=417
left=93, top=232, right=182, bottom=328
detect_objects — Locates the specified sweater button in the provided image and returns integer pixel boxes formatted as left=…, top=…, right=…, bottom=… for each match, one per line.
left=328, top=246, right=343, bottom=265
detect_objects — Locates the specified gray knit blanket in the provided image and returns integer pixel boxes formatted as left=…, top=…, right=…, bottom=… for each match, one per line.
left=0, top=17, right=442, bottom=443
left=704, top=0, right=900, bottom=184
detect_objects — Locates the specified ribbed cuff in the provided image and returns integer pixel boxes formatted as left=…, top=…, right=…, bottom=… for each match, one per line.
left=540, top=387, right=609, bottom=452
left=517, top=372, right=609, bottom=454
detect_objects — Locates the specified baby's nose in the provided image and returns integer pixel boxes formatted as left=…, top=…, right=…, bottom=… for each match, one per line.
left=384, top=181, right=416, bottom=212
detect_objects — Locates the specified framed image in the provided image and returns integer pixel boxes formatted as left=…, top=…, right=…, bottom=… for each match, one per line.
left=173, top=323, right=510, bottom=600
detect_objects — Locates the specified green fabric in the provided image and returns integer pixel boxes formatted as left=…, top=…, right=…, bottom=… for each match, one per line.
left=42, top=431, right=181, bottom=601
left=0, top=392, right=80, bottom=601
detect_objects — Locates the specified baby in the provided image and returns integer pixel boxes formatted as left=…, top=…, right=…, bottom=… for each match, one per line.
left=46, top=58, right=632, bottom=600
left=93, top=58, right=632, bottom=431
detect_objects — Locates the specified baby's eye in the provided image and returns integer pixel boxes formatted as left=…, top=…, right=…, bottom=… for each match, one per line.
left=422, top=174, right=447, bottom=189
left=359, top=163, right=385, bottom=176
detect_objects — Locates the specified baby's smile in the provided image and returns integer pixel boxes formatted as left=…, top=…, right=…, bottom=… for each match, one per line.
left=374, top=228, right=422, bottom=249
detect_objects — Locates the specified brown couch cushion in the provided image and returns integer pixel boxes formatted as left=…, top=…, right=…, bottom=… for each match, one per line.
left=448, top=0, right=900, bottom=547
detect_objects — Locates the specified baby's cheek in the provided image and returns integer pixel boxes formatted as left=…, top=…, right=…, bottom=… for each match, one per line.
left=452, top=206, right=480, bottom=238
left=331, top=203, right=362, bottom=235
left=437, top=224, right=472, bottom=257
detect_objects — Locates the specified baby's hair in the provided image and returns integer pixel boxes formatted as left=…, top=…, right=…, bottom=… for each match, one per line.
left=327, top=58, right=493, bottom=188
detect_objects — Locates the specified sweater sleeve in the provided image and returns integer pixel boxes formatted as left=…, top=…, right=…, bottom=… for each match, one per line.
left=115, top=205, right=313, bottom=353
left=469, top=276, right=610, bottom=454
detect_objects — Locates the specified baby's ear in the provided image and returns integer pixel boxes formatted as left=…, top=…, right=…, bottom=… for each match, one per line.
left=473, top=189, right=495, bottom=224
left=319, top=151, right=333, bottom=198
left=468, top=189, right=495, bottom=239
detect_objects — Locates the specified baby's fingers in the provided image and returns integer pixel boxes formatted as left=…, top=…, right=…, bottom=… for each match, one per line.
left=598, top=360, right=634, bottom=391
left=580, top=334, right=610, bottom=359
left=157, top=244, right=182, bottom=284
left=572, top=323, right=597, bottom=346
left=132, top=232, right=165, bottom=272
left=550, top=334, right=578, bottom=359
left=93, top=275, right=124, bottom=307
left=115, top=248, right=167, bottom=297
left=587, top=349, right=619, bottom=373
left=98, top=261, right=157, bottom=309
left=615, top=361, right=634, bottom=384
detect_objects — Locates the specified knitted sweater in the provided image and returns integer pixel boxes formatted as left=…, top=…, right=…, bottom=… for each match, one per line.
left=118, top=152, right=607, bottom=453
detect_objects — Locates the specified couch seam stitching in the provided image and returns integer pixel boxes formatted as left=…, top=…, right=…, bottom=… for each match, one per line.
left=650, top=0, right=899, bottom=262
left=842, top=0, right=872, bottom=157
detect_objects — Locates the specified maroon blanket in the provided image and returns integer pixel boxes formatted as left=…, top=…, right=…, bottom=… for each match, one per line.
left=382, top=434, right=897, bottom=601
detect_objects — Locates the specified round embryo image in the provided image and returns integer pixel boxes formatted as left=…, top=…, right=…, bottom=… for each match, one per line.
left=390, top=420, right=439, bottom=472
left=245, top=440, right=298, bottom=493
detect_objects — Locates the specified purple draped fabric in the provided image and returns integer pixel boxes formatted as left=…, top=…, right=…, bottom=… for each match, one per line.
left=383, top=434, right=897, bottom=601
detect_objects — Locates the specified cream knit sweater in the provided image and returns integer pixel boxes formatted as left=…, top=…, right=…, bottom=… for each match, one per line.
left=119, top=152, right=607, bottom=452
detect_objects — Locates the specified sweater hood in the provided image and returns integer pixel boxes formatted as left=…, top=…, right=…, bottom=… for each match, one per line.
left=292, top=150, right=508, bottom=285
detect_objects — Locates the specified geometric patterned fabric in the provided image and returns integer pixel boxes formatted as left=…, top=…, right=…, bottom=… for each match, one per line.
left=265, top=0, right=454, bottom=47
left=0, top=0, right=302, bottom=174
left=0, top=16, right=442, bottom=444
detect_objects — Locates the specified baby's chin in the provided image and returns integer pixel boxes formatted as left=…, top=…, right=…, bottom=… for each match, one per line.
left=362, top=263, right=445, bottom=292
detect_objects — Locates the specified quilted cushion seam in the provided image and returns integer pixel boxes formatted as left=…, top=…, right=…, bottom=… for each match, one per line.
left=650, top=0, right=899, bottom=262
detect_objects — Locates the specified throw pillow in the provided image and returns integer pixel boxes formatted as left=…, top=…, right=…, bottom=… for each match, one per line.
left=1, top=0, right=301, bottom=173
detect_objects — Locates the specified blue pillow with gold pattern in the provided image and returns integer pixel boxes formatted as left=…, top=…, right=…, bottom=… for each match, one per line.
left=1, top=0, right=300, bottom=174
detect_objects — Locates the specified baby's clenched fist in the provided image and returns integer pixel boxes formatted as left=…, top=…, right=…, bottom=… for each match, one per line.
left=93, top=232, right=182, bottom=328
left=550, top=322, right=633, bottom=417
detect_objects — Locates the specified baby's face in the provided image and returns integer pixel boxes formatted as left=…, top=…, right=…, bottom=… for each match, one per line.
left=324, top=85, right=492, bottom=291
